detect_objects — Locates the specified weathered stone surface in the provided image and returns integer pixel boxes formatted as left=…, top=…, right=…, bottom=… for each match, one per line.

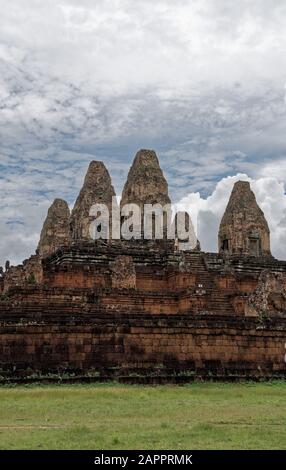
left=121, top=150, right=171, bottom=238
left=121, top=149, right=171, bottom=207
left=1, top=239, right=286, bottom=380
left=218, top=181, right=271, bottom=256
left=24, top=255, right=43, bottom=285
left=3, top=255, right=42, bottom=292
left=110, top=255, right=136, bottom=289
left=70, top=161, right=116, bottom=241
left=3, top=265, right=24, bottom=292
left=37, top=199, right=70, bottom=258
left=245, top=270, right=286, bottom=317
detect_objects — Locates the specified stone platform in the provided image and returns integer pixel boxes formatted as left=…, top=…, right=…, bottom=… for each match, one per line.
left=0, top=241, right=286, bottom=382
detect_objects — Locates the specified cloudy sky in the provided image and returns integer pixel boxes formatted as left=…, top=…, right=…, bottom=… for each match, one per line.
left=1, top=0, right=286, bottom=265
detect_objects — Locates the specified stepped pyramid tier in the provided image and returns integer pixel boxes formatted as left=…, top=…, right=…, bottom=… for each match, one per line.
left=173, top=211, right=201, bottom=250
left=70, top=161, right=116, bottom=241
left=37, top=199, right=70, bottom=257
left=120, top=149, right=171, bottom=239
left=218, top=181, right=271, bottom=257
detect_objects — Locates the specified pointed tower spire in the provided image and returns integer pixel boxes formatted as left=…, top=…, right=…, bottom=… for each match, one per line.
left=218, top=181, right=271, bottom=257
left=120, top=149, right=171, bottom=239
left=37, top=198, right=70, bottom=257
left=121, top=149, right=171, bottom=208
left=70, top=161, right=116, bottom=241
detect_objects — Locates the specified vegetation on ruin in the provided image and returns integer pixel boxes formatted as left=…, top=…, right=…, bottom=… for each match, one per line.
left=0, top=382, right=285, bottom=450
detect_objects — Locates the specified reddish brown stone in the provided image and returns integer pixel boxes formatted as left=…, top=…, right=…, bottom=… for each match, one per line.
left=110, top=256, right=136, bottom=289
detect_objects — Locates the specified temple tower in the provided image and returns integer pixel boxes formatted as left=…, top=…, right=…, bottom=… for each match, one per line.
left=37, top=199, right=70, bottom=257
left=120, top=149, right=171, bottom=239
left=218, top=181, right=271, bottom=257
left=70, top=161, right=116, bottom=241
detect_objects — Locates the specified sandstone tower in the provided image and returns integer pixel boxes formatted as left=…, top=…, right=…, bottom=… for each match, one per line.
left=218, top=181, right=271, bottom=257
left=70, top=161, right=116, bottom=241
left=121, top=149, right=171, bottom=238
left=37, top=198, right=70, bottom=257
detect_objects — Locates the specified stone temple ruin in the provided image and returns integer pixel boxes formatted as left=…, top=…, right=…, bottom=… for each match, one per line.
left=0, top=149, right=285, bottom=382
left=218, top=181, right=271, bottom=257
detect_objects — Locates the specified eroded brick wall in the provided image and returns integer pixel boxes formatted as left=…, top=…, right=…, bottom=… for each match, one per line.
left=0, top=316, right=285, bottom=379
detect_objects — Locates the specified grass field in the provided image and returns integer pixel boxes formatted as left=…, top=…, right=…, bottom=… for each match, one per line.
left=0, top=382, right=285, bottom=450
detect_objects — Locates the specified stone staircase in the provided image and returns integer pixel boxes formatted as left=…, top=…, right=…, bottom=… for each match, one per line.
left=182, top=252, right=235, bottom=315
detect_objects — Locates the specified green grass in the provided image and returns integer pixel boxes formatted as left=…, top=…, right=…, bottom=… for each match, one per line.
left=0, top=382, right=285, bottom=450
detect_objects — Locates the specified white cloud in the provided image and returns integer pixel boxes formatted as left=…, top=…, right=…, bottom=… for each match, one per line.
left=0, top=1, right=286, bottom=265
left=177, top=173, right=286, bottom=259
